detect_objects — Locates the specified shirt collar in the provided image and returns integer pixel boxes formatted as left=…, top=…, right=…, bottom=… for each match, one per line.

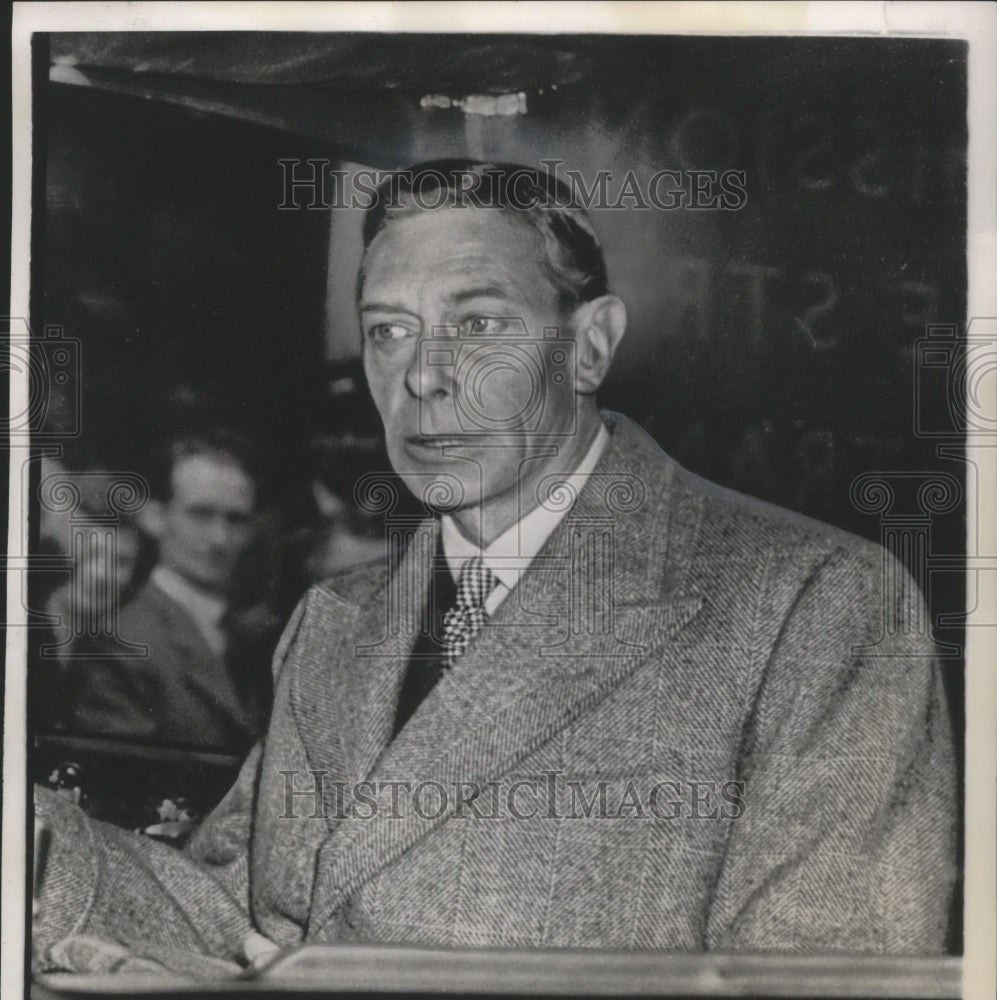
left=441, top=423, right=610, bottom=587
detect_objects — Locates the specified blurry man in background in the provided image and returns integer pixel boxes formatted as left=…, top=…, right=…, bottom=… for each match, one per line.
left=45, top=517, right=143, bottom=635
left=289, top=433, right=398, bottom=588
left=65, top=430, right=279, bottom=752
left=31, top=516, right=142, bottom=734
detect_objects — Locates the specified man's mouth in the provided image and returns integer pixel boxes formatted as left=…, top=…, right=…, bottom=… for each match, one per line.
left=405, top=434, right=482, bottom=448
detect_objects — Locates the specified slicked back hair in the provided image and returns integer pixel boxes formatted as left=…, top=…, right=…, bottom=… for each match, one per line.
left=358, top=160, right=609, bottom=314
left=148, top=428, right=263, bottom=505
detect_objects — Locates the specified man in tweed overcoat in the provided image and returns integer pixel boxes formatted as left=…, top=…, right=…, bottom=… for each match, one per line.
left=33, top=162, right=956, bottom=974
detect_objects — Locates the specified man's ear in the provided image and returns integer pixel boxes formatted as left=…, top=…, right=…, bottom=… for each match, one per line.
left=570, top=295, right=628, bottom=394
left=136, top=499, right=167, bottom=540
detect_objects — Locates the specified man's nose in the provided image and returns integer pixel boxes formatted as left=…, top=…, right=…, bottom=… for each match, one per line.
left=208, top=517, right=241, bottom=550
left=404, top=329, right=456, bottom=400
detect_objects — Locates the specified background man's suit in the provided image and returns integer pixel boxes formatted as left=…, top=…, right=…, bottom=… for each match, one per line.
left=65, top=579, right=273, bottom=751
left=35, top=414, right=956, bottom=972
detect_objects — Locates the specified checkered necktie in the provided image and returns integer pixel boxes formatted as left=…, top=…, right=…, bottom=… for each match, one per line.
left=441, top=556, right=496, bottom=666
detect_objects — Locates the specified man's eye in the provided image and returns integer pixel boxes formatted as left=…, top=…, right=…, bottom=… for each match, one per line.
left=464, top=317, right=506, bottom=336
left=367, top=323, right=412, bottom=342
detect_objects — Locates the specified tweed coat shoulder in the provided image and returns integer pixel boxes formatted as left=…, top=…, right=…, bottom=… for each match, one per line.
left=34, top=414, right=956, bottom=971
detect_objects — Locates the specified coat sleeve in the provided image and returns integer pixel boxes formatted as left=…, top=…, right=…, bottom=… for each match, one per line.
left=32, top=754, right=258, bottom=975
left=705, top=544, right=958, bottom=953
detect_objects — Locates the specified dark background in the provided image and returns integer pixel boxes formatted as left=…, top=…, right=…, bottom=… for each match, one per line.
left=30, top=33, right=968, bottom=948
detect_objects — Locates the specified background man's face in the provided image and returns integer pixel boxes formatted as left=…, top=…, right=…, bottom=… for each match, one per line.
left=360, top=207, right=582, bottom=531
left=64, top=525, right=140, bottom=615
left=157, top=454, right=255, bottom=593
left=82, top=525, right=139, bottom=601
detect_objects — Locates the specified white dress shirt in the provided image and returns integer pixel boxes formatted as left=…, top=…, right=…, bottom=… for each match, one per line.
left=441, top=424, right=609, bottom=616
left=151, top=564, right=228, bottom=657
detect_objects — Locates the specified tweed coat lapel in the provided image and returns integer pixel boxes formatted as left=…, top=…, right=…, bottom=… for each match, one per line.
left=341, top=521, right=439, bottom=781
left=288, top=521, right=438, bottom=784
left=305, top=415, right=706, bottom=935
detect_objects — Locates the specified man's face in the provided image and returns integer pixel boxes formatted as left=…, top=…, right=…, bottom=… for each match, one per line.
left=360, top=207, right=585, bottom=535
left=156, top=455, right=256, bottom=594
left=71, top=525, right=140, bottom=612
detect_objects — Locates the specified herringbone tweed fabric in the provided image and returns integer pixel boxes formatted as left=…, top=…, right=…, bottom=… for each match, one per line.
left=33, top=413, right=956, bottom=975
